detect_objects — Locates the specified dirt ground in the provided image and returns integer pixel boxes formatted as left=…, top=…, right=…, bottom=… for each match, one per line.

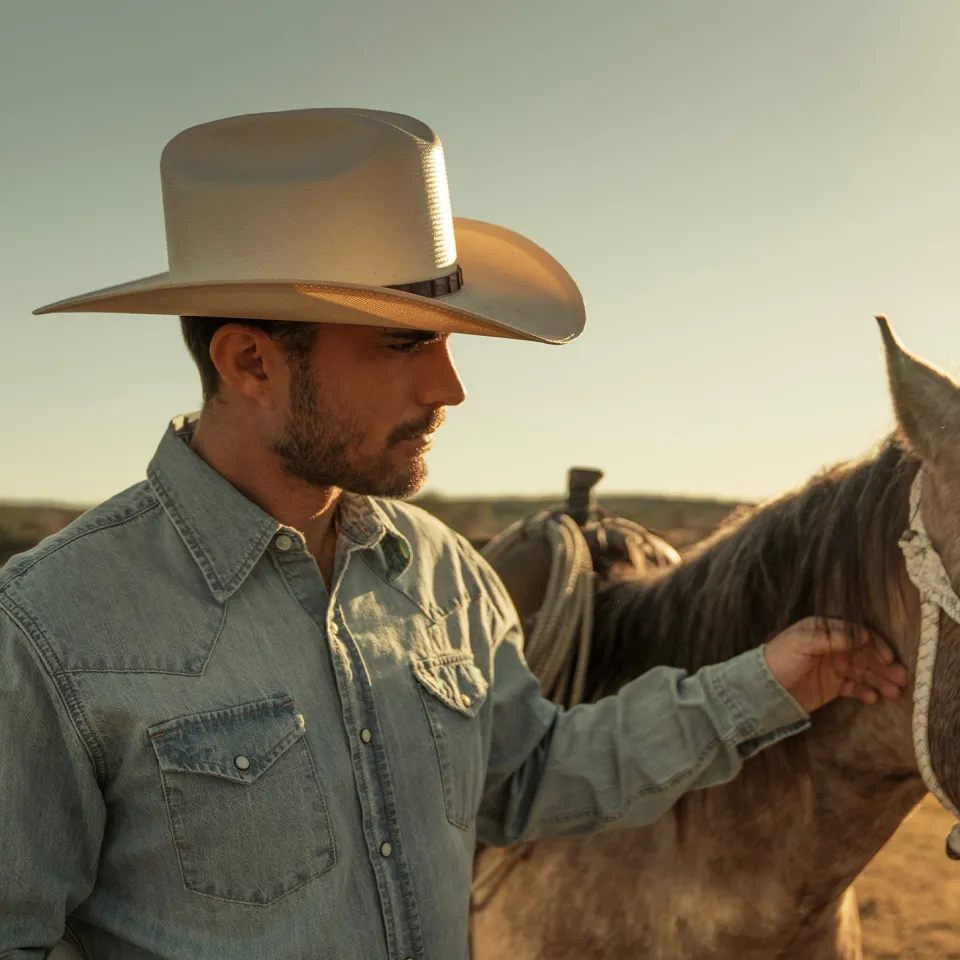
left=857, top=795, right=960, bottom=958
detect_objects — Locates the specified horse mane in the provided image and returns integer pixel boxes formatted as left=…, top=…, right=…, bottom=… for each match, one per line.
left=584, top=433, right=920, bottom=703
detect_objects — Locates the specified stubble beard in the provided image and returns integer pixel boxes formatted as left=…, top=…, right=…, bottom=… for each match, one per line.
left=270, top=362, right=429, bottom=499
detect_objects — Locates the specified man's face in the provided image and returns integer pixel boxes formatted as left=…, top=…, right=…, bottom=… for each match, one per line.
left=269, top=324, right=467, bottom=498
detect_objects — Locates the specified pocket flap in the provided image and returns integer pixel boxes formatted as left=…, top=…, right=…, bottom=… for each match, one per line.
left=412, top=654, right=489, bottom=718
left=149, top=695, right=306, bottom=785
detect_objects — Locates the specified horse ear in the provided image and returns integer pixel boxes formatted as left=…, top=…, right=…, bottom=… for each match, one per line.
left=876, top=315, right=960, bottom=464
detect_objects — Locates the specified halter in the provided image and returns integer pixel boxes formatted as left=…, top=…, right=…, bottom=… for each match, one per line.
left=897, top=465, right=960, bottom=856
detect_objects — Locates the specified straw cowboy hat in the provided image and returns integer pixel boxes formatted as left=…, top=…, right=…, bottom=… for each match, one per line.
left=33, top=108, right=586, bottom=345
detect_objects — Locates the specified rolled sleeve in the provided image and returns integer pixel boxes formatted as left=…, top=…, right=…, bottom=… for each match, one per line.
left=701, top=645, right=810, bottom=756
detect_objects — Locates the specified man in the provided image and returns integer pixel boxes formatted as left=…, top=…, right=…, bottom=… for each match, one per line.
left=2, top=109, right=906, bottom=960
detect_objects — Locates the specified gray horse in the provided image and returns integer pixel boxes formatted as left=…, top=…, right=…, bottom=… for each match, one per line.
left=470, top=317, right=960, bottom=959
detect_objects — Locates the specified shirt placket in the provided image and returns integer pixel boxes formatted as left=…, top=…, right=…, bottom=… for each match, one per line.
left=325, top=541, right=424, bottom=960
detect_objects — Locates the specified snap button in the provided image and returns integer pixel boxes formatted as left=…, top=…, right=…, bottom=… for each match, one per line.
left=360, top=728, right=372, bottom=743
left=460, top=694, right=472, bottom=708
left=328, top=622, right=339, bottom=637
left=275, top=534, right=293, bottom=551
left=380, top=841, right=392, bottom=858
left=234, top=755, right=251, bottom=771
left=296, top=712, right=305, bottom=729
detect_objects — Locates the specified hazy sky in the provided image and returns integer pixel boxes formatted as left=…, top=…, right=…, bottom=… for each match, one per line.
left=4, top=0, right=960, bottom=507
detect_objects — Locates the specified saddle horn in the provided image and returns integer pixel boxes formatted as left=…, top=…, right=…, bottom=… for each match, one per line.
left=565, top=467, right=604, bottom=527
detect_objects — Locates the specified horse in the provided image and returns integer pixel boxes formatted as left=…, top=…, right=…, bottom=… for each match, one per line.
left=468, top=315, right=960, bottom=959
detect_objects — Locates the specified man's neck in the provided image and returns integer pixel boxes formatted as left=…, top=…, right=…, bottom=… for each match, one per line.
left=188, top=412, right=341, bottom=566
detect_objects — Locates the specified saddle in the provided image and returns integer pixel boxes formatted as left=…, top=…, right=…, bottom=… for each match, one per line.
left=489, top=468, right=679, bottom=626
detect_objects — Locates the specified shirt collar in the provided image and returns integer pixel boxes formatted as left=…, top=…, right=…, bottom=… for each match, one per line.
left=147, top=413, right=412, bottom=601
left=346, top=496, right=413, bottom=582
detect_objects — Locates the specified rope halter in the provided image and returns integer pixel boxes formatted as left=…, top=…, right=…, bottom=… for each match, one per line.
left=897, top=465, right=960, bottom=857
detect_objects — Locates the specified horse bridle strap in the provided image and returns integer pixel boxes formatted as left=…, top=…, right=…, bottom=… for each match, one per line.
left=898, top=465, right=960, bottom=855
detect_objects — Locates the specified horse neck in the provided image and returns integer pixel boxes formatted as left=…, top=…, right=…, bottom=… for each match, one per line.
left=705, top=693, right=924, bottom=896
left=778, top=570, right=927, bottom=896
left=638, top=572, right=925, bottom=930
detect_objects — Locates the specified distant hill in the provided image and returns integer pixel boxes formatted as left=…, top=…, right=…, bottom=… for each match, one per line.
left=0, top=489, right=750, bottom=567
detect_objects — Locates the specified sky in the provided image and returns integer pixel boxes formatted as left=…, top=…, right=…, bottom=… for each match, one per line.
left=4, top=0, right=960, bottom=507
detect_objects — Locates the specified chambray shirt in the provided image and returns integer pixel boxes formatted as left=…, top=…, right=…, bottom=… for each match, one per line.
left=0, top=414, right=809, bottom=960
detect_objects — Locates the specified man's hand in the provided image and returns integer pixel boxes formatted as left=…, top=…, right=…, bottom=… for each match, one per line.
left=763, top=617, right=909, bottom=714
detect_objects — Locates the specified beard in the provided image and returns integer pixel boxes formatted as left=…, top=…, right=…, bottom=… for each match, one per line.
left=270, top=359, right=442, bottom=499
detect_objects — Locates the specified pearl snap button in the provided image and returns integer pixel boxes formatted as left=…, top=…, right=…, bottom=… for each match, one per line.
left=460, top=694, right=472, bottom=707
left=360, top=728, right=372, bottom=743
left=275, top=534, right=293, bottom=551
left=380, top=841, right=392, bottom=857
left=234, top=755, right=251, bottom=770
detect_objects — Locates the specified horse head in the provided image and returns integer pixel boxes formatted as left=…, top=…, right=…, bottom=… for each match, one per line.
left=876, top=315, right=960, bottom=847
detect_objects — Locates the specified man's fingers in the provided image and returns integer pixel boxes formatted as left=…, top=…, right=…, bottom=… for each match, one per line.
left=798, top=619, right=897, bottom=664
left=839, top=678, right=879, bottom=703
left=834, top=656, right=907, bottom=695
left=778, top=617, right=907, bottom=709
left=852, top=668, right=904, bottom=700
left=848, top=648, right=909, bottom=686
left=797, top=620, right=867, bottom=655
left=874, top=637, right=895, bottom=664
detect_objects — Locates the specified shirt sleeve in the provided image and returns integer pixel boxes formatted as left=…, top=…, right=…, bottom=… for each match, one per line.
left=476, top=618, right=810, bottom=847
left=0, top=602, right=106, bottom=957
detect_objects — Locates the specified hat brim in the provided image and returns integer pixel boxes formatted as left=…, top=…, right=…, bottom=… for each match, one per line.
left=32, top=218, right=585, bottom=345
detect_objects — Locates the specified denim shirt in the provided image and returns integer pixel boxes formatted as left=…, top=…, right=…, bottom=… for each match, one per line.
left=0, top=414, right=809, bottom=960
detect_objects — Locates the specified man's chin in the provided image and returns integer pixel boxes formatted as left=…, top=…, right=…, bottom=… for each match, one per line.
left=375, top=459, right=428, bottom=500
left=375, top=473, right=427, bottom=501
left=343, top=457, right=427, bottom=501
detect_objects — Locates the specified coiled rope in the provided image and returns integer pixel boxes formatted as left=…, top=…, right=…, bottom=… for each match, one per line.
left=482, top=510, right=596, bottom=708
left=480, top=509, right=680, bottom=710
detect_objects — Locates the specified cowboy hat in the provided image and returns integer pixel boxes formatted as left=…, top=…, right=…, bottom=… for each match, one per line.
left=33, top=108, right=586, bottom=345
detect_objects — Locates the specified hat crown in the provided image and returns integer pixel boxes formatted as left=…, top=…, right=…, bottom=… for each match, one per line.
left=34, top=107, right=585, bottom=347
left=159, top=108, right=457, bottom=286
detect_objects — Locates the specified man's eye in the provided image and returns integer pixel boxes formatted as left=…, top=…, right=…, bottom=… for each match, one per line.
left=390, top=338, right=439, bottom=354
left=389, top=340, right=423, bottom=353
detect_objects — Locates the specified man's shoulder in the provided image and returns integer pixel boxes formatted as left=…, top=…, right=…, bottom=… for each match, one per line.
left=0, top=478, right=226, bottom=675
left=0, top=480, right=170, bottom=636
left=1, top=481, right=159, bottom=579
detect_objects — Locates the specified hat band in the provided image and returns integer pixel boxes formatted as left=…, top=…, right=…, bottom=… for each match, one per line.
left=386, top=265, right=462, bottom=299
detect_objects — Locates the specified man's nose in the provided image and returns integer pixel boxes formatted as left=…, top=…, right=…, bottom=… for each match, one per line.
left=418, top=342, right=467, bottom=409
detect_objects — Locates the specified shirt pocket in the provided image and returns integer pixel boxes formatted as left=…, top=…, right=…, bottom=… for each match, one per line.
left=412, top=652, right=490, bottom=829
left=148, top=694, right=336, bottom=905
